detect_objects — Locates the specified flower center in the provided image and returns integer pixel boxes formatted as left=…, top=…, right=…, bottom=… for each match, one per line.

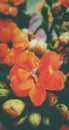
left=31, top=64, right=39, bottom=85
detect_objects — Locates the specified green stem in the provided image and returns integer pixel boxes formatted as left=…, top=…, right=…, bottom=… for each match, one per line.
left=47, top=21, right=55, bottom=42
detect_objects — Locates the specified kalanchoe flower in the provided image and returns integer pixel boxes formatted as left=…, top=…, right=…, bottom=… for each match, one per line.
left=9, top=51, right=65, bottom=106
left=0, top=19, right=29, bottom=46
left=0, top=0, right=25, bottom=16
left=58, top=0, right=69, bottom=7
left=0, top=19, right=29, bottom=66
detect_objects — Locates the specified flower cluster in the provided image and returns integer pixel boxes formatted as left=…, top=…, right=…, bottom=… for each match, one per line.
left=0, top=14, right=66, bottom=107
left=0, top=0, right=69, bottom=129
left=0, top=17, right=65, bottom=106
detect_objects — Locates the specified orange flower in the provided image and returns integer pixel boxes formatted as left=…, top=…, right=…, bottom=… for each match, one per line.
left=0, top=0, right=24, bottom=16
left=58, top=0, right=69, bottom=7
left=0, top=19, right=29, bottom=49
left=9, top=51, right=65, bottom=106
left=0, top=19, right=29, bottom=66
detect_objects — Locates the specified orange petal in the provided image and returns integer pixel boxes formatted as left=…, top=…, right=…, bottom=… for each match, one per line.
left=41, top=70, right=65, bottom=91
left=39, top=51, right=61, bottom=73
left=58, top=0, right=69, bottom=7
left=10, top=67, right=32, bottom=81
left=39, top=66, right=54, bottom=89
left=29, top=85, right=46, bottom=106
left=0, top=19, right=16, bottom=43
left=8, top=7, right=18, bottom=17
left=0, top=44, right=9, bottom=57
left=13, top=0, right=24, bottom=6
left=9, top=65, right=19, bottom=78
left=15, top=51, right=40, bottom=71
left=12, top=28, right=29, bottom=49
left=2, top=49, right=15, bottom=66
left=10, top=79, right=35, bottom=97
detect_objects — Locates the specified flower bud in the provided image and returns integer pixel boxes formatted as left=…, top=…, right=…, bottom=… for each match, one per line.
left=60, top=110, right=69, bottom=120
left=46, top=93, right=58, bottom=106
left=0, top=89, right=10, bottom=98
left=29, top=39, right=47, bottom=57
left=0, top=82, right=6, bottom=89
left=59, top=32, right=69, bottom=44
left=2, top=99, right=26, bottom=118
left=51, top=2, right=61, bottom=14
left=14, top=112, right=27, bottom=126
left=28, top=112, right=41, bottom=127
left=56, top=103, right=68, bottom=112
left=43, top=116, right=50, bottom=126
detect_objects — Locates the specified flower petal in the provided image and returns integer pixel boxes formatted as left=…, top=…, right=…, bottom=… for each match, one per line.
left=10, top=79, right=35, bottom=97
left=0, top=43, right=9, bottom=57
left=41, top=70, right=65, bottom=91
left=58, top=0, right=69, bottom=7
left=39, top=51, right=61, bottom=73
left=29, top=85, right=46, bottom=106
left=12, top=28, right=29, bottom=49
left=15, top=51, right=40, bottom=71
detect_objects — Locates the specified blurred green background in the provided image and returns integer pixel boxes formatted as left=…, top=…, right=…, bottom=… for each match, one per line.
left=26, top=0, right=42, bottom=14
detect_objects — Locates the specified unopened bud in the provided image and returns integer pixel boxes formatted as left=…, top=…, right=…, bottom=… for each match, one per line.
left=2, top=99, right=26, bottom=118
left=0, top=89, right=10, bottom=98
left=56, top=103, right=68, bottom=112
left=28, top=112, right=41, bottom=127
left=60, top=110, right=69, bottom=120
left=51, top=2, right=61, bottom=14
left=43, top=116, right=50, bottom=126
left=46, top=93, right=58, bottom=106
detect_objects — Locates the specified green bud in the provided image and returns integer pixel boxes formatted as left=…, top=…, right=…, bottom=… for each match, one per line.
left=0, top=82, right=7, bottom=89
left=0, top=89, right=10, bottom=97
left=0, top=83, right=4, bottom=89
left=56, top=103, right=68, bottom=112
left=14, top=111, right=27, bottom=126
left=60, top=110, right=69, bottom=120
left=2, top=99, right=26, bottom=118
left=43, top=116, right=50, bottom=126
left=28, top=112, right=41, bottom=127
